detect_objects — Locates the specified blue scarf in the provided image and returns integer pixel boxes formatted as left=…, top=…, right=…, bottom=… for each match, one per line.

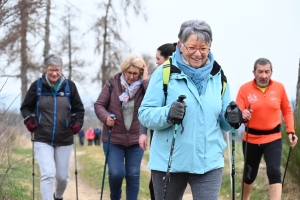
left=174, top=46, right=213, bottom=95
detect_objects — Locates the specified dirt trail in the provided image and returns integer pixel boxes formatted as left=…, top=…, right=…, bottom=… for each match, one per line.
left=63, top=150, right=106, bottom=200
left=64, top=150, right=193, bottom=200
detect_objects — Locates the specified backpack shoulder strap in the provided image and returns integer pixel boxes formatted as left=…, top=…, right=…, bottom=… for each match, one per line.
left=162, top=58, right=181, bottom=105
left=64, top=79, right=71, bottom=102
left=220, top=69, right=227, bottom=98
left=36, top=78, right=42, bottom=104
left=212, top=60, right=227, bottom=98
left=162, top=58, right=171, bottom=104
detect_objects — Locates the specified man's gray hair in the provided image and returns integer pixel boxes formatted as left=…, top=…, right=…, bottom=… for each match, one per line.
left=253, top=58, right=273, bottom=71
left=44, top=54, right=63, bottom=68
left=178, top=20, right=212, bottom=46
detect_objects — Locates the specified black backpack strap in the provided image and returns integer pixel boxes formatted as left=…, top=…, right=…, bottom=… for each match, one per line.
left=211, top=60, right=227, bottom=97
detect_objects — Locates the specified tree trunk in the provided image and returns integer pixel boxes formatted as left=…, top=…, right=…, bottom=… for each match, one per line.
left=43, top=0, right=51, bottom=58
left=20, top=0, right=29, bottom=102
left=67, top=9, right=72, bottom=80
left=101, top=0, right=112, bottom=88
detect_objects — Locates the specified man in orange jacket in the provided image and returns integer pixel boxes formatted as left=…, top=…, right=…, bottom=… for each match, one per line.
left=236, top=58, right=298, bottom=200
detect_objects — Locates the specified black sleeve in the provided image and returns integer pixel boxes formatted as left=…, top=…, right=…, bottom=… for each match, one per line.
left=20, top=80, right=38, bottom=121
left=69, top=80, right=85, bottom=127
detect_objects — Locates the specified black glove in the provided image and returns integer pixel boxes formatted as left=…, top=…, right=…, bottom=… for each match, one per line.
left=225, top=101, right=243, bottom=129
left=167, top=101, right=187, bottom=125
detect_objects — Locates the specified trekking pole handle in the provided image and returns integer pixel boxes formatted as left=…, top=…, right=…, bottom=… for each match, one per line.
left=291, top=133, right=295, bottom=141
left=30, top=114, right=36, bottom=141
left=172, top=95, right=186, bottom=125
left=177, top=95, right=186, bottom=103
left=30, top=113, right=36, bottom=124
left=108, top=114, right=115, bottom=127
left=71, top=113, right=77, bottom=125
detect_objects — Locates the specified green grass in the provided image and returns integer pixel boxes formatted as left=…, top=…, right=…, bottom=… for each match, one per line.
left=0, top=144, right=41, bottom=200
left=76, top=143, right=151, bottom=200
left=78, top=140, right=291, bottom=200
left=5, top=134, right=299, bottom=199
left=220, top=142, right=268, bottom=199
left=220, top=140, right=300, bottom=200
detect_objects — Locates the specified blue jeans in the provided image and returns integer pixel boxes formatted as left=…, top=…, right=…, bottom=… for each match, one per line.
left=102, top=143, right=144, bottom=200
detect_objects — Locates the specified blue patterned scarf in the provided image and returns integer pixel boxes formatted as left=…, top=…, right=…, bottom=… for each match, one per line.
left=175, top=46, right=213, bottom=95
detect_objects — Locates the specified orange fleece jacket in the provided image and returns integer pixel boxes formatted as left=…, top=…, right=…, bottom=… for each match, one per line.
left=236, top=79, right=294, bottom=144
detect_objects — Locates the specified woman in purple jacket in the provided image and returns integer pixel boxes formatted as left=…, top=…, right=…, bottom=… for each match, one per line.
left=94, top=54, right=149, bottom=200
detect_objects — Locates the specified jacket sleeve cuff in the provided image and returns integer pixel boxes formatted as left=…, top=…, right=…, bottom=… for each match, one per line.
left=139, top=124, right=147, bottom=135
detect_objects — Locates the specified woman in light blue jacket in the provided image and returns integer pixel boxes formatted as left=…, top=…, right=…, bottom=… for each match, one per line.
left=138, top=20, right=231, bottom=200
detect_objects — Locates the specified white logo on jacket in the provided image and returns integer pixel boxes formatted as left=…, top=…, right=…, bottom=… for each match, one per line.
left=247, top=94, right=258, bottom=104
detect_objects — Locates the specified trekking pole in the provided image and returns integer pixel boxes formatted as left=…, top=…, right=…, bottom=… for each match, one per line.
left=100, top=113, right=115, bottom=200
left=163, top=95, right=186, bottom=200
left=241, top=105, right=251, bottom=200
left=71, top=113, right=79, bottom=200
left=226, top=131, right=232, bottom=193
left=225, top=101, right=243, bottom=200
left=30, top=113, right=36, bottom=200
left=282, top=133, right=295, bottom=189
left=231, top=127, right=236, bottom=200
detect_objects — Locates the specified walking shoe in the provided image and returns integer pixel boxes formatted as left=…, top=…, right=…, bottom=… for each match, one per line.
left=53, top=193, right=63, bottom=200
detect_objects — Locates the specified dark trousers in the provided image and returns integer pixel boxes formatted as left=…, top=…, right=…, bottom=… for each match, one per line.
left=242, top=138, right=282, bottom=184
left=88, top=139, right=93, bottom=146
left=79, top=136, right=84, bottom=146
left=94, top=135, right=101, bottom=146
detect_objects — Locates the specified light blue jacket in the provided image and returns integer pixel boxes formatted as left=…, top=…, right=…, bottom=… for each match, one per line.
left=138, top=52, right=231, bottom=174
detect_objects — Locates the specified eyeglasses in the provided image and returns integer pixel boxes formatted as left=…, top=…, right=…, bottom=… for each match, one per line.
left=182, top=43, right=210, bottom=54
left=47, top=69, right=61, bottom=74
left=124, top=71, right=140, bottom=77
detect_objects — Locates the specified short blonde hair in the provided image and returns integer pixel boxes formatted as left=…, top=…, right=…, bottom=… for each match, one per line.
left=120, top=54, right=145, bottom=73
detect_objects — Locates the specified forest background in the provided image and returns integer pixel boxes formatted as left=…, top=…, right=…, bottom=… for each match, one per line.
left=1, top=0, right=300, bottom=199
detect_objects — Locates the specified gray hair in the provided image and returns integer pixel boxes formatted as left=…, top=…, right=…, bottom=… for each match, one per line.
left=253, top=58, right=273, bottom=71
left=178, top=20, right=212, bottom=46
left=44, top=54, right=63, bottom=68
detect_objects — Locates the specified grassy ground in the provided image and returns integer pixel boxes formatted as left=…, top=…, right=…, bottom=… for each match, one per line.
left=220, top=141, right=300, bottom=200
left=0, top=144, right=41, bottom=200
left=76, top=143, right=150, bottom=200
left=220, top=142, right=270, bottom=199
left=2, top=135, right=300, bottom=199
left=77, top=138, right=300, bottom=200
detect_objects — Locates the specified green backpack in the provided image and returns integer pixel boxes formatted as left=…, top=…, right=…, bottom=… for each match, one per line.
left=162, top=58, right=227, bottom=105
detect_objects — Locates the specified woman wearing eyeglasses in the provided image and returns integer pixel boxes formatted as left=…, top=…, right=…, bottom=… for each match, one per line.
left=20, top=54, right=84, bottom=200
left=138, top=20, right=232, bottom=200
left=94, top=54, right=149, bottom=200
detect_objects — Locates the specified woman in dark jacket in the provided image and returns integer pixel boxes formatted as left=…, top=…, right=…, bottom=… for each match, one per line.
left=94, top=54, right=149, bottom=200
left=20, top=54, right=84, bottom=200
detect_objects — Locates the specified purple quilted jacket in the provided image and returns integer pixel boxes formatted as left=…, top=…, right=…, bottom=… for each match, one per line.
left=94, top=73, right=148, bottom=146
